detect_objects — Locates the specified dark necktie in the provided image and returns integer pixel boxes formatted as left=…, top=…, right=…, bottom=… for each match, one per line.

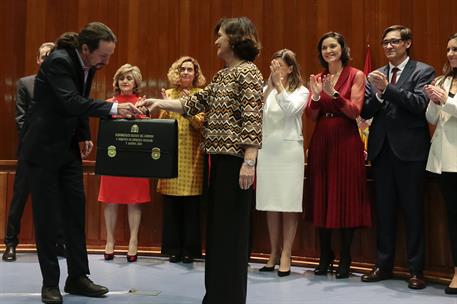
left=390, top=67, right=399, bottom=85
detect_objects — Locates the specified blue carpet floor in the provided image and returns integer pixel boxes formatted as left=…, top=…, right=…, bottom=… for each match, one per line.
left=0, top=253, right=455, bottom=303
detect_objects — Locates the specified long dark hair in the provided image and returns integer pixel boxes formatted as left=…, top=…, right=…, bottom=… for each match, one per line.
left=55, top=22, right=117, bottom=52
left=317, top=32, right=351, bottom=69
left=272, top=49, right=303, bottom=92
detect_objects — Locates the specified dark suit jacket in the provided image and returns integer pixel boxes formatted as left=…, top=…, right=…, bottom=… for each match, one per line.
left=361, top=60, right=435, bottom=162
left=16, top=75, right=35, bottom=133
left=21, top=47, right=113, bottom=166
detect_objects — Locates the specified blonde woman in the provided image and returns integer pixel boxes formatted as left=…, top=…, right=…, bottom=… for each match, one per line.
left=98, top=64, right=151, bottom=263
left=158, top=56, right=206, bottom=263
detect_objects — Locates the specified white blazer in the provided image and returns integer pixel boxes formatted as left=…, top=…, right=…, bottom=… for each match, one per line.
left=426, top=76, right=457, bottom=174
left=263, top=85, right=309, bottom=141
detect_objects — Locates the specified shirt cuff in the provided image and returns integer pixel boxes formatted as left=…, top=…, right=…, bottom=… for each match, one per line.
left=110, top=102, right=118, bottom=115
left=375, top=92, right=384, bottom=103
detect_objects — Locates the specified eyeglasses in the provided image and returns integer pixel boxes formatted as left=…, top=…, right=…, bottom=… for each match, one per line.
left=382, top=38, right=403, bottom=47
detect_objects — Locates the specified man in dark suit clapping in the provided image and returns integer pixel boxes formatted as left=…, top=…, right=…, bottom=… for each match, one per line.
left=360, top=25, right=435, bottom=290
left=20, top=22, right=140, bottom=304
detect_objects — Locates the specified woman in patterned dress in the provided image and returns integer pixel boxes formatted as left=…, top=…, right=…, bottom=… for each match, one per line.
left=157, top=56, right=206, bottom=263
left=139, top=17, right=263, bottom=304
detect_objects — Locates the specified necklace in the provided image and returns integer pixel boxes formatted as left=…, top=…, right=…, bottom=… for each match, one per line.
left=329, top=68, right=343, bottom=86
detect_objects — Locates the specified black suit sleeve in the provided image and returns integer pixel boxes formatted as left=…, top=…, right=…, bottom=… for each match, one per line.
left=361, top=81, right=383, bottom=120
left=76, top=117, right=91, bottom=142
left=46, top=57, right=113, bottom=117
left=382, top=66, right=435, bottom=115
left=15, top=79, right=30, bottom=132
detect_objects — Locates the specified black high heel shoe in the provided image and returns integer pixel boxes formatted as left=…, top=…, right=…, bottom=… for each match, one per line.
left=314, top=252, right=335, bottom=275
left=335, top=259, right=351, bottom=279
left=259, top=258, right=280, bottom=272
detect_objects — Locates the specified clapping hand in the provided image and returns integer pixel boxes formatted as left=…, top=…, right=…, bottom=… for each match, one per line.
left=309, top=74, right=323, bottom=100
left=367, top=71, right=388, bottom=93
left=270, top=59, right=282, bottom=89
left=322, top=74, right=337, bottom=97
left=424, top=81, right=447, bottom=105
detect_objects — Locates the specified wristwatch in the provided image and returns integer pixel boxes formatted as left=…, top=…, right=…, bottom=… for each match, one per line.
left=332, top=91, right=340, bottom=99
left=243, top=159, right=256, bottom=167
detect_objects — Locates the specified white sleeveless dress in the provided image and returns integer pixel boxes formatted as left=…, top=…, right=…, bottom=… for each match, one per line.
left=256, top=86, right=308, bottom=212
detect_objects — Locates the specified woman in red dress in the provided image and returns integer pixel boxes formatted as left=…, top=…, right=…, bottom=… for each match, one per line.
left=98, top=64, right=151, bottom=262
left=305, top=32, right=371, bottom=278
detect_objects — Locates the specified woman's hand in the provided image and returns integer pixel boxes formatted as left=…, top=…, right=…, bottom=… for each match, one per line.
left=270, top=59, right=282, bottom=90
left=424, top=84, right=447, bottom=105
left=309, top=74, right=322, bottom=100
left=322, top=74, right=337, bottom=97
left=239, top=163, right=255, bottom=190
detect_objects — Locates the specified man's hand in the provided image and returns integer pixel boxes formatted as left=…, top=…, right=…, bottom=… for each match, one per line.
left=367, top=71, right=388, bottom=92
left=117, top=102, right=142, bottom=118
left=79, top=140, right=94, bottom=159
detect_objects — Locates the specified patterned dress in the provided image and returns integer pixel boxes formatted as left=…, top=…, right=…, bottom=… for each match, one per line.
left=157, top=88, right=204, bottom=196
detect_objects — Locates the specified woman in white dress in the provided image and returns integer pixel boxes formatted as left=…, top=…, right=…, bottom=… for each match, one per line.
left=424, top=33, right=457, bottom=294
left=256, top=49, right=309, bottom=276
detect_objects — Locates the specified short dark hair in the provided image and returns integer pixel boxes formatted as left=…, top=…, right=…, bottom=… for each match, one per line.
left=214, top=17, right=261, bottom=62
left=382, top=25, right=412, bottom=41
left=382, top=25, right=412, bottom=54
left=317, top=32, right=351, bottom=69
left=272, top=49, right=303, bottom=92
left=54, top=22, right=117, bottom=52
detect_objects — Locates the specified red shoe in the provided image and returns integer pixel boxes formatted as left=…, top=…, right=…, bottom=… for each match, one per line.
left=104, top=252, right=114, bottom=261
left=127, top=254, right=138, bottom=263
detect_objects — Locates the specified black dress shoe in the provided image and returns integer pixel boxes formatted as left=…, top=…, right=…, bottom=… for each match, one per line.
left=55, top=244, right=66, bottom=258
left=2, top=245, right=16, bottom=262
left=169, top=255, right=182, bottom=263
left=64, top=276, right=109, bottom=297
left=361, top=267, right=392, bottom=282
left=445, top=286, right=457, bottom=294
left=408, top=274, right=426, bottom=290
left=182, top=256, right=194, bottom=264
left=41, top=286, right=62, bottom=304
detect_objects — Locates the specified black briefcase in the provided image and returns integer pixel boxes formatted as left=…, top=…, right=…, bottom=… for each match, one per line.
left=95, top=119, right=178, bottom=178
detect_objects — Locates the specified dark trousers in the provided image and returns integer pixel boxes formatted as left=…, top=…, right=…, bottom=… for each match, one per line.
left=438, top=172, right=457, bottom=266
left=5, top=155, right=65, bottom=247
left=202, top=155, right=252, bottom=304
left=161, top=195, right=202, bottom=258
left=372, top=141, right=426, bottom=274
left=28, top=154, right=89, bottom=287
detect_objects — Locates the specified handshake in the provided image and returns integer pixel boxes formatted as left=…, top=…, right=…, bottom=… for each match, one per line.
left=116, top=97, right=165, bottom=118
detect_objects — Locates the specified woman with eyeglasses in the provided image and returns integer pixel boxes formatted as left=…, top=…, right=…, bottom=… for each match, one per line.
left=305, top=32, right=371, bottom=279
left=424, top=33, right=457, bottom=295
